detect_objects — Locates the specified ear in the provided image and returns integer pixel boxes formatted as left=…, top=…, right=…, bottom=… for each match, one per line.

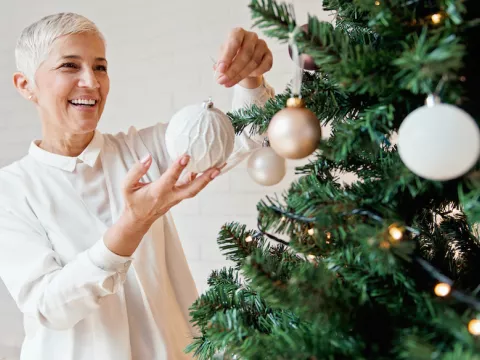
left=13, top=72, right=36, bottom=102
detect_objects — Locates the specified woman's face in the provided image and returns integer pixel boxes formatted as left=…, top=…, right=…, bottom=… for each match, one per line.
left=33, top=32, right=110, bottom=134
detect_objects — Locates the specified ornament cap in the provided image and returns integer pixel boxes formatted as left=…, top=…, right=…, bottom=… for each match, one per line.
left=286, top=97, right=305, bottom=108
left=203, top=97, right=214, bottom=109
left=425, top=94, right=441, bottom=107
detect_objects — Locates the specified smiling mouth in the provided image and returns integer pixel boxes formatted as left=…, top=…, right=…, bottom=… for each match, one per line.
left=68, top=99, right=98, bottom=107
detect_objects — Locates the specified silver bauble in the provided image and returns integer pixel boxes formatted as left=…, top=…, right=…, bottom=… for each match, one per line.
left=247, top=147, right=286, bottom=186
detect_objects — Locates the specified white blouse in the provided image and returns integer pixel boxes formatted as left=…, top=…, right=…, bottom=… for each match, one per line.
left=0, top=81, right=274, bottom=360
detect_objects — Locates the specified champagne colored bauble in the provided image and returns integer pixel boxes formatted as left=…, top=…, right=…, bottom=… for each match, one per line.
left=398, top=99, right=480, bottom=181
left=165, top=99, right=235, bottom=173
left=267, top=97, right=321, bottom=159
left=247, top=147, right=286, bottom=186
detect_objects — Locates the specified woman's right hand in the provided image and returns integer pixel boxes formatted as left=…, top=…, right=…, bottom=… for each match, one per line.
left=122, top=154, right=221, bottom=229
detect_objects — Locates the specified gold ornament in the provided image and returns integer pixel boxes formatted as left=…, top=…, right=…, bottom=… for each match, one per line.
left=267, top=97, right=321, bottom=159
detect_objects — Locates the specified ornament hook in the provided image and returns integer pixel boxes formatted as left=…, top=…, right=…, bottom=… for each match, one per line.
left=262, top=137, right=270, bottom=147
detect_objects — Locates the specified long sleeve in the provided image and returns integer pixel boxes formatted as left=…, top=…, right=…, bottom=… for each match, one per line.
left=0, top=204, right=132, bottom=331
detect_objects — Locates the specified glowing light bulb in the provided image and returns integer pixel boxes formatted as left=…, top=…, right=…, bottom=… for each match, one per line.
left=431, top=13, right=442, bottom=24
left=434, top=283, right=451, bottom=297
left=468, top=319, right=480, bottom=335
left=375, top=1, right=380, bottom=5
left=307, top=254, right=316, bottom=261
left=245, top=236, right=253, bottom=243
left=388, top=225, right=403, bottom=241
left=308, top=228, right=315, bottom=236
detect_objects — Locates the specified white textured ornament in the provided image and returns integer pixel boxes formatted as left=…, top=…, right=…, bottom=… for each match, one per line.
left=398, top=96, right=480, bottom=181
left=165, top=99, right=235, bottom=173
left=247, top=146, right=286, bottom=186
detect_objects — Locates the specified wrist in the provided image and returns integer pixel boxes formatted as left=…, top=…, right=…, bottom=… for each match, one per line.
left=238, top=75, right=263, bottom=89
left=103, top=211, right=150, bottom=257
left=119, top=210, right=152, bottom=235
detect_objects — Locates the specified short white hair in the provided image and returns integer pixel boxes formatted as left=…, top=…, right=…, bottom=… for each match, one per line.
left=15, top=12, right=105, bottom=86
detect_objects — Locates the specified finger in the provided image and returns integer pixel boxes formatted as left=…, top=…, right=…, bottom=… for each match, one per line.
left=248, top=51, right=273, bottom=78
left=152, top=154, right=190, bottom=192
left=123, top=154, right=152, bottom=193
left=175, top=167, right=220, bottom=199
left=223, top=41, right=267, bottom=87
left=218, top=31, right=258, bottom=85
left=217, top=27, right=246, bottom=75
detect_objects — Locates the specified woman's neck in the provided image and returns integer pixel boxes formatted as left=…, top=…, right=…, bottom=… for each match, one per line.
left=39, top=129, right=95, bottom=157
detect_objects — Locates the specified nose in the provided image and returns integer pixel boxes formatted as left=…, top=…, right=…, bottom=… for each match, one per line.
left=78, top=68, right=100, bottom=89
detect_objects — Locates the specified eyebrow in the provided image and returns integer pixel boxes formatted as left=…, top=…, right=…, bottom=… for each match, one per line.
left=60, top=55, right=108, bottom=62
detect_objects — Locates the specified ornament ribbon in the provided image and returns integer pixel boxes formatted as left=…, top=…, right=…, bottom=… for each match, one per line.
left=288, top=26, right=305, bottom=98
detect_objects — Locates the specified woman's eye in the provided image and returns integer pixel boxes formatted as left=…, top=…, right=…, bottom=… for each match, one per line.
left=95, top=65, right=107, bottom=72
left=60, top=63, right=79, bottom=69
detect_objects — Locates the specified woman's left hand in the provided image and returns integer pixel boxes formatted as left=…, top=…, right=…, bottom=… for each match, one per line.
left=215, top=27, right=273, bottom=88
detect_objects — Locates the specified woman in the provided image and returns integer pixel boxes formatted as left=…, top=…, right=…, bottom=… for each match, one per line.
left=0, top=12, right=274, bottom=360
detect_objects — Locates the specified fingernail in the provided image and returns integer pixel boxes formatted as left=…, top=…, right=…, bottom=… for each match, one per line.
left=180, top=155, right=190, bottom=166
left=141, top=154, right=151, bottom=165
left=217, top=75, right=228, bottom=84
left=211, top=170, right=220, bottom=179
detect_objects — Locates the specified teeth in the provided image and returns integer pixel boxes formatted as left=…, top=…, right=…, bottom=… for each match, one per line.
left=70, top=99, right=97, bottom=105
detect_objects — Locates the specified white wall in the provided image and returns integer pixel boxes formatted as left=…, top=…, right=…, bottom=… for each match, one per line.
left=0, top=1, right=331, bottom=358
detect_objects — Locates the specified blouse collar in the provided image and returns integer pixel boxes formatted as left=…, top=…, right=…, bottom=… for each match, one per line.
left=28, top=130, right=104, bottom=172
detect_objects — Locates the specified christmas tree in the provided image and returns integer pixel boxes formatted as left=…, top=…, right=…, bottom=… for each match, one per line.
left=187, top=1, right=480, bottom=359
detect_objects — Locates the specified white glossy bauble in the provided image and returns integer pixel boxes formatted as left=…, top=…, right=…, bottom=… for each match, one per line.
left=165, top=100, right=235, bottom=173
left=398, top=102, right=480, bottom=181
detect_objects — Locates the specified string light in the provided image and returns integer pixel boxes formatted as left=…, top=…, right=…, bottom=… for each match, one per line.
left=326, top=232, right=332, bottom=240
left=375, top=1, right=380, bottom=5
left=258, top=207, right=480, bottom=319
left=388, top=224, right=404, bottom=241
left=307, top=254, right=316, bottom=262
left=308, top=228, right=315, bottom=236
left=245, top=235, right=253, bottom=243
left=281, top=216, right=286, bottom=222
left=431, top=13, right=442, bottom=24
left=468, top=319, right=480, bottom=336
left=434, top=283, right=451, bottom=297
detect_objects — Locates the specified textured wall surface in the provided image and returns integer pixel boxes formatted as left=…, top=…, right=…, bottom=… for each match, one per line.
left=0, top=1, right=331, bottom=358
